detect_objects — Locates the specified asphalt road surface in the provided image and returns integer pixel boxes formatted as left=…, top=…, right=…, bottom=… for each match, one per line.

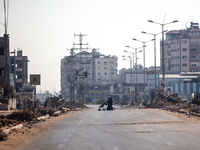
left=21, top=105, right=200, bottom=150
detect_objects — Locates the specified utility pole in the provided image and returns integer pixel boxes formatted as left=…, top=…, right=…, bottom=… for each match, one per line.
left=69, top=48, right=75, bottom=105
left=73, top=33, right=88, bottom=104
left=3, top=0, right=10, bottom=99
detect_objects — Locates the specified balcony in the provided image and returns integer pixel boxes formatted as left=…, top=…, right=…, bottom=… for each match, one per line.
left=16, top=68, right=22, bottom=72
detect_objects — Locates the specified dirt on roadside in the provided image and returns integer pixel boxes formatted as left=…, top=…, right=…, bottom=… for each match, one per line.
left=138, top=108, right=200, bottom=124
left=0, top=111, right=77, bottom=150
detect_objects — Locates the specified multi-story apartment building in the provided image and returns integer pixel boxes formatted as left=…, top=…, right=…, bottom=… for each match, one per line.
left=0, top=35, right=10, bottom=97
left=94, top=55, right=118, bottom=82
left=61, top=51, right=93, bottom=100
left=61, top=49, right=118, bottom=100
left=162, top=22, right=200, bottom=74
left=10, top=50, right=29, bottom=92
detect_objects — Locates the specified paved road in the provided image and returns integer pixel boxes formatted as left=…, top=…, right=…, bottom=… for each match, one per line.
left=21, top=105, right=200, bottom=150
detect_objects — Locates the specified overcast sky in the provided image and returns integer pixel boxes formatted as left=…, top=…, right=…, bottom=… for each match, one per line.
left=0, top=0, right=200, bottom=93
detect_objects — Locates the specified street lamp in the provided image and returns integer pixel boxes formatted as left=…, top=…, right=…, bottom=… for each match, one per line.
left=132, top=38, right=154, bottom=101
left=122, top=55, right=133, bottom=104
left=125, top=45, right=143, bottom=104
left=147, top=19, right=178, bottom=91
left=123, top=51, right=135, bottom=104
left=141, top=31, right=167, bottom=92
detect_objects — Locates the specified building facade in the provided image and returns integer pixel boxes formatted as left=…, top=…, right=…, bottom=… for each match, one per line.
left=10, top=50, right=28, bottom=92
left=61, top=49, right=118, bottom=100
left=94, top=55, right=118, bottom=82
left=0, top=35, right=9, bottom=89
left=162, top=22, right=200, bottom=74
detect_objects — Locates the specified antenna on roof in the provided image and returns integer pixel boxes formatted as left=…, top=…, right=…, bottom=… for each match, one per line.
left=162, top=14, right=166, bottom=24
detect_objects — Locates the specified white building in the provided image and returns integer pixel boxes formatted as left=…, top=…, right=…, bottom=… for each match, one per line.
left=61, top=49, right=118, bottom=100
left=94, top=55, right=118, bottom=82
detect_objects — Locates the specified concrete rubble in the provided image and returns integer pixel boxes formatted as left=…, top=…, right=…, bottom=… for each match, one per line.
left=145, top=92, right=200, bottom=117
left=0, top=96, right=87, bottom=141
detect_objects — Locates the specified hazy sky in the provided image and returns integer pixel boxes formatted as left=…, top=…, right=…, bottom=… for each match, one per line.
left=0, top=0, right=200, bottom=93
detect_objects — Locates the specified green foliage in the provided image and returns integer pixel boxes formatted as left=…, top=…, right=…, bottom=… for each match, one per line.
left=142, top=100, right=150, bottom=106
left=9, top=85, right=16, bottom=98
left=137, top=97, right=143, bottom=106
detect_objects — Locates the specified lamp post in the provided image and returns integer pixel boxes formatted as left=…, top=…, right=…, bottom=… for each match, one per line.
left=147, top=19, right=178, bottom=92
left=122, top=55, right=133, bottom=104
left=125, top=46, right=143, bottom=104
left=132, top=38, right=154, bottom=101
left=124, top=50, right=135, bottom=104
left=141, top=31, right=166, bottom=92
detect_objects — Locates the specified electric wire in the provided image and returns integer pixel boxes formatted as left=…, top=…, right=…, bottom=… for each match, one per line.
left=29, top=50, right=66, bottom=69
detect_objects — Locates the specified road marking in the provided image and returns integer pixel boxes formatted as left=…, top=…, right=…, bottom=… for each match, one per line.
left=77, top=112, right=91, bottom=127
left=57, top=143, right=64, bottom=148
left=83, top=112, right=91, bottom=118
left=127, top=112, right=132, bottom=116
left=166, top=141, right=174, bottom=146
left=60, top=112, right=92, bottom=147
left=113, top=146, right=119, bottom=150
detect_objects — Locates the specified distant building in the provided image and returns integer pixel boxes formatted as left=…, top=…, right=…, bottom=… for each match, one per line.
left=9, top=50, right=33, bottom=109
left=162, top=22, right=200, bottom=74
left=60, top=49, right=118, bottom=100
left=94, top=53, right=118, bottom=82
left=10, top=50, right=29, bottom=92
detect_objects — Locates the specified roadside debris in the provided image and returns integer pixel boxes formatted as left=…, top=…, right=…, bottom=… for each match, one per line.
left=0, top=92, right=88, bottom=141
left=0, top=129, right=7, bottom=141
left=145, top=92, right=200, bottom=116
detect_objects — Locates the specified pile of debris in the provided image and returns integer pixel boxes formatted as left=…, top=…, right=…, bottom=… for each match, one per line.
left=0, top=111, right=36, bottom=128
left=0, top=129, right=7, bottom=141
left=146, top=91, right=200, bottom=116
left=189, top=105, right=200, bottom=113
left=0, top=111, right=37, bottom=141
left=146, top=93, right=190, bottom=112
